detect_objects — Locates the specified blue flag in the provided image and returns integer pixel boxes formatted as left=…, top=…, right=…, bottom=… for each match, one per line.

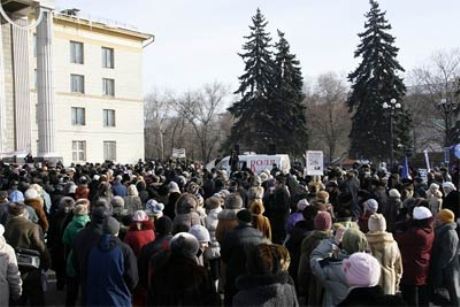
left=401, top=155, right=411, bottom=180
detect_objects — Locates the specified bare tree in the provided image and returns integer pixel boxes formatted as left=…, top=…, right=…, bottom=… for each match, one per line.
left=409, top=49, right=460, bottom=148
left=306, top=73, right=351, bottom=163
left=173, top=82, right=229, bottom=162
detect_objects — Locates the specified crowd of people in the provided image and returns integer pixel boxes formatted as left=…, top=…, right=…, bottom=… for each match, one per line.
left=0, top=159, right=459, bottom=306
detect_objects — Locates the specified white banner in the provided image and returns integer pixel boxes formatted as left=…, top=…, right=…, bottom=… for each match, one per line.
left=423, top=149, right=431, bottom=172
left=172, top=148, right=186, bottom=159
left=306, top=150, right=324, bottom=176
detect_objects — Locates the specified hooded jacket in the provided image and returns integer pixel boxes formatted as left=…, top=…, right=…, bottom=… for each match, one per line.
left=366, top=231, right=403, bottom=295
left=0, top=234, right=22, bottom=306
left=86, top=234, right=138, bottom=307
left=395, top=218, right=434, bottom=286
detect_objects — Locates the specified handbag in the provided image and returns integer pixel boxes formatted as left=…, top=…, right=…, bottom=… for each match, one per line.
left=15, top=247, right=41, bottom=269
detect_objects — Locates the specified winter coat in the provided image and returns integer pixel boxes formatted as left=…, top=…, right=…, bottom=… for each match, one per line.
left=138, top=234, right=172, bottom=289
left=310, top=238, right=350, bottom=307
left=298, top=230, right=332, bottom=303
left=112, top=182, right=127, bottom=197
left=430, top=222, right=460, bottom=305
left=366, top=231, right=403, bottom=294
left=86, top=234, right=138, bottom=307
left=75, top=186, right=90, bottom=200
left=0, top=202, right=9, bottom=226
left=233, top=271, right=299, bottom=307
left=383, top=197, right=402, bottom=232
left=149, top=252, right=219, bottom=306
left=62, top=214, right=91, bottom=276
left=426, top=189, right=443, bottom=215
left=164, top=192, right=181, bottom=220
left=123, top=195, right=143, bottom=216
left=221, top=223, right=264, bottom=302
left=0, top=234, right=22, bottom=306
left=338, top=285, right=407, bottom=306
left=172, top=212, right=202, bottom=232
left=4, top=216, right=49, bottom=269
left=204, top=207, right=222, bottom=260
left=215, top=209, right=239, bottom=244
left=123, top=220, right=156, bottom=256
left=395, top=218, right=434, bottom=286
left=265, top=186, right=291, bottom=244
left=24, top=198, right=49, bottom=232
left=358, top=212, right=372, bottom=233
left=285, top=221, right=314, bottom=291
left=444, top=191, right=460, bottom=220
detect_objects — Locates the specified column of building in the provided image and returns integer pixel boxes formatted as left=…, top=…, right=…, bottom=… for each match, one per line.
left=0, top=21, right=6, bottom=154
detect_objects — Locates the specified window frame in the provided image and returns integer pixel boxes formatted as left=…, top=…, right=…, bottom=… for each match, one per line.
left=102, top=47, right=114, bottom=69
left=72, top=140, right=87, bottom=162
left=102, top=78, right=115, bottom=97
left=70, top=74, right=85, bottom=94
left=70, top=41, right=84, bottom=64
left=71, top=107, right=86, bottom=126
left=103, top=140, right=117, bottom=161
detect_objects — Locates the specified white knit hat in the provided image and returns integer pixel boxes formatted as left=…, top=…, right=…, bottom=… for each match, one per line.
left=365, top=199, right=378, bottom=213
left=413, top=206, right=432, bottom=220
left=189, top=224, right=210, bottom=244
left=343, top=252, right=381, bottom=287
left=389, top=189, right=401, bottom=199
left=132, top=210, right=149, bottom=222
left=297, top=199, right=309, bottom=211
left=24, top=188, right=39, bottom=200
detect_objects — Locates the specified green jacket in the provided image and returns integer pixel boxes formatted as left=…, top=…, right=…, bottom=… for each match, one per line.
left=63, top=214, right=90, bottom=276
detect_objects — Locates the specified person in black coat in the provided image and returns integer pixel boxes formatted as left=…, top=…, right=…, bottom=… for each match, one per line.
left=221, top=209, right=265, bottom=306
left=265, top=175, right=291, bottom=244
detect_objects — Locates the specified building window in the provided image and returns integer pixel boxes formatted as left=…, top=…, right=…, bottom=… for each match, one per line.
left=103, top=141, right=116, bottom=161
left=102, top=78, right=115, bottom=96
left=103, top=109, right=116, bottom=127
left=71, top=107, right=86, bottom=125
left=102, top=47, right=114, bottom=68
left=72, top=140, right=86, bottom=162
left=70, top=74, right=85, bottom=93
left=70, top=41, right=84, bottom=64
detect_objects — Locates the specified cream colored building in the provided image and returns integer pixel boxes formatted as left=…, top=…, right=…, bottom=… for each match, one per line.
left=0, top=0, right=153, bottom=164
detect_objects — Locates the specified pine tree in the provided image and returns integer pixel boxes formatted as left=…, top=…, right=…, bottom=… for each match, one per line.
left=272, top=30, right=308, bottom=156
left=347, top=0, right=411, bottom=162
left=227, top=8, right=276, bottom=153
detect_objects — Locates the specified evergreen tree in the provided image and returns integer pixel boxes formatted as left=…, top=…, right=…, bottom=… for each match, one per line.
left=347, top=0, right=411, bottom=162
left=272, top=30, right=308, bottom=155
left=227, top=8, right=277, bottom=153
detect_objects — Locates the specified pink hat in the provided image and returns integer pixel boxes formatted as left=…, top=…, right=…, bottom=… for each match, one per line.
left=343, top=252, right=381, bottom=287
left=314, top=211, right=332, bottom=231
left=132, top=210, right=149, bottom=222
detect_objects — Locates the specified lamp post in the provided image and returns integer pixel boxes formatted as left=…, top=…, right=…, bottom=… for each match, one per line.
left=438, top=98, right=456, bottom=147
left=383, top=98, right=401, bottom=168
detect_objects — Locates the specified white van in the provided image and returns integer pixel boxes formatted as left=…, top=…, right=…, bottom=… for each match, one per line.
left=207, top=154, right=291, bottom=175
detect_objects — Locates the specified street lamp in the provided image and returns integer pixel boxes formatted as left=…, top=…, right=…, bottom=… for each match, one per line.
left=383, top=98, right=401, bottom=168
left=438, top=98, right=456, bottom=147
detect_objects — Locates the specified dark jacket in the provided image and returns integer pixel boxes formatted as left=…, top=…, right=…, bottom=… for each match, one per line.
left=165, top=192, right=181, bottom=220
left=430, top=222, right=460, bottom=305
left=221, top=223, right=264, bottom=304
left=338, top=285, right=407, bottom=306
left=265, top=186, right=290, bottom=244
left=138, top=234, right=172, bottom=289
left=112, top=181, right=127, bottom=197
left=395, top=218, right=434, bottom=286
left=233, top=271, right=299, bottom=307
left=149, top=252, right=218, bottom=306
left=443, top=191, right=460, bottom=220
left=86, top=234, right=138, bottom=307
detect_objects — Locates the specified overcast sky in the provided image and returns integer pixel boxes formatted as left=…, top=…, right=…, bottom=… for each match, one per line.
left=55, top=0, right=460, bottom=95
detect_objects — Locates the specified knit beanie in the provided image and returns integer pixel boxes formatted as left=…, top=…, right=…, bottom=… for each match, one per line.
left=342, top=228, right=368, bottom=254
left=170, top=232, right=199, bottom=259
left=103, top=217, right=120, bottom=236
left=389, top=189, right=401, bottom=199
left=168, top=181, right=180, bottom=193
left=437, top=209, right=455, bottom=224
left=224, top=193, right=243, bottom=210
left=189, top=224, right=210, bottom=244
left=413, top=206, right=432, bottom=220
left=237, top=209, right=252, bottom=224
left=343, top=252, right=381, bottom=287
left=133, top=210, right=149, bottom=222
left=364, top=199, right=379, bottom=214
left=368, top=214, right=387, bottom=232
left=314, top=211, right=332, bottom=231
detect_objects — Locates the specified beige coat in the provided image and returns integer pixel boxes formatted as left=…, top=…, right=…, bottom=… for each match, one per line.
left=366, top=231, right=403, bottom=295
left=0, top=234, right=22, bottom=306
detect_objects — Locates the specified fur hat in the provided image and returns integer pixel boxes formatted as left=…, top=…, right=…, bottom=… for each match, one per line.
left=389, top=189, right=401, bottom=199
left=437, top=209, right=455, bottom=224
left=170, top=232, right=199, bottom=259
left=413, top=206, right=432, bottom=220
left=316, top=191, right=330, bottom=203
left=343, top=252, right=381, bottom=287
left=297, top=199, right=309, bottom=211
left=168, top=181, right=181, bottom=194
left=205, top=197, right=221, bottom=211
left=224, top=193, right=243, bottom=210
left=342, top=228, right=368, bottom=255
left=186, top=182, right=200, bottom=195
left=73, top=204, right=89, bottom=216
left=133, top=210, right=149, bottom=222
left=364, top=199, right=379, bottom=214
left=24, top=188, right=39, bottom=200
left=442, top=182, right=456, bottom=194
left=237, top=209, right=252, bottom=224
left=111, top=196, right=125, bottom=209
left=8, top=202, right=25, bottom=216
left=103, top=217, right=120, bottom=236
left=368, top=213, right=387, bottom=232
left=248, top=186, right=264, bottom=201
left=253, top=176, right=262, bottom=187
left=145, top=199, right=164, bottom=217
left=175, top=193, right=198, bottom=214
left=189, top=224, right=210, bottom=244
left=314, top=211, right=332, bottom=231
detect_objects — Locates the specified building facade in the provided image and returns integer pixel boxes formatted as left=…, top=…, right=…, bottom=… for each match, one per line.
left=0, top=0, right=152, bottom=164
